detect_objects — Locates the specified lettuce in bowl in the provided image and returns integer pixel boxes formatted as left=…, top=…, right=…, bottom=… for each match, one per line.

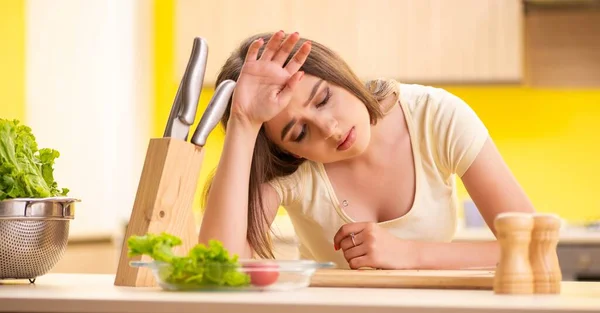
left=127, top=233, right=251, bottom=288
left=0, top=119, right=69, bottom=200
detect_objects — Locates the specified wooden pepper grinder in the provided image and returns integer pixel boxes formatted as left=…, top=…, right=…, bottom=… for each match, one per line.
left=494, top=212, right=534, bottom=294
left=529, top=213, right=562, bottom=294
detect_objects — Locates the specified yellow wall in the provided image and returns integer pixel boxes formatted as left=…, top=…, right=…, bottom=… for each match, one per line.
left=0, top=0, right=25, bottom=121
left=153, top=1, right=599, bottom=223
left=443, top=86, right=600, bottom=223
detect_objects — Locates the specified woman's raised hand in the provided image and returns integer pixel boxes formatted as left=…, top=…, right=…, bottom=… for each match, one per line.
left=229, top=31, right=312, bottom=128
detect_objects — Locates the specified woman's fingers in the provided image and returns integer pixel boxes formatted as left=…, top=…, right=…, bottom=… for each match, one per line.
left=285, top=41, right=311, bottom=74
left=333, top=222, right=369, bottom=250
left=277, top=70, right=304, bottom=108
left=339, top=232, right=363, bottom=251
left=343, top=244, right=367, bottom=262
left=244, top=38, right=264, bottom=63
left=253, top=30, right=310, bottom=78
left=256, top=31, right=310, bottom=71
left=259, top=30, right=285, bottom=61
left=272, top=32, right=300, bottom=65
left=348, top=255, right=373, bottom=270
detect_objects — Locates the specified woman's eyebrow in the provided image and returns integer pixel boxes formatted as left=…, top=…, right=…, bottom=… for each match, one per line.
left=280, top=79, right=324, bottom=141
left=304, top=79, right=324, bottom=106
left=281, top=118, right=297, bottom=141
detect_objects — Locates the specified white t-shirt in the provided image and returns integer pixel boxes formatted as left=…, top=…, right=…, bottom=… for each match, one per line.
left=268, top=82, right=489, bottom=269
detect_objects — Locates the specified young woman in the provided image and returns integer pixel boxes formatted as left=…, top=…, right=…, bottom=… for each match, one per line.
left=199, top=31, right=535, bottom=270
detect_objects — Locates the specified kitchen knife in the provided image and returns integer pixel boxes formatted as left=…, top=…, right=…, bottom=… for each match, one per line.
left=163, top=37, right=209, bottom=140
left=190, top=79, right=236, bottom=147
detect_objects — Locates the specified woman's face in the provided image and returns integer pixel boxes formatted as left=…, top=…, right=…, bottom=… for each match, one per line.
left=264, top=74, right=372, bottom=164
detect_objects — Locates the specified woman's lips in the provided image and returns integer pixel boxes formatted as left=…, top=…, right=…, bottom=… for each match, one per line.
left=337, top=126, right=356, bottom=151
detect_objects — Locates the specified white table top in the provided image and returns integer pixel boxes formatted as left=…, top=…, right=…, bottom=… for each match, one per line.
left=1, top=273, right=600, bottom=313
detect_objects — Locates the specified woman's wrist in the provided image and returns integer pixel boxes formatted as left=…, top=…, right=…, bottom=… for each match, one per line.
left=227, top=112, right=262, bottom=133
left=226, top=115, right=262, bottom=139
left=387, top=238, right=424, bottom=270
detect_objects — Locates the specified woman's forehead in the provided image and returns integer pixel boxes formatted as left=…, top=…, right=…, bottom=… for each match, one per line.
left=264, top=104, right=295, bottom=142
left=285, top=75, right=325, bottom=111
left=263, top=75, right=325, bottom=139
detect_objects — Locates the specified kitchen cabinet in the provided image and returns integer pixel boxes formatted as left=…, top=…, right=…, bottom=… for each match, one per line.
left=524, top=3, right=600, bottom=87
left=175, top=0, right=523, bottom=85
left=557, top=244, right=600, bottom=281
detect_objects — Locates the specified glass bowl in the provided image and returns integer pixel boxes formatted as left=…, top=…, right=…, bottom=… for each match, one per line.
left=130, top=259, right=336, bottom=292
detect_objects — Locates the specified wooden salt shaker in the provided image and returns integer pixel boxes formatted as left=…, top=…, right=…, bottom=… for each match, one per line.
left=494, top=212, right=534, bottom=294
left=529, top=213, right=562, bottom=294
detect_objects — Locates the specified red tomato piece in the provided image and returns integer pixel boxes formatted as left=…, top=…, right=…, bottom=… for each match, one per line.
left=244, top=263, right=280, bottom=287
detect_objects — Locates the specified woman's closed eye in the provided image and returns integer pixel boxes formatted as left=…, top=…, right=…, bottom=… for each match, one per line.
left=293, top=125, right=307, bottom=142
left=293, top=87, right=332, bottom=142
left=316, top=86, right=332, bottom=108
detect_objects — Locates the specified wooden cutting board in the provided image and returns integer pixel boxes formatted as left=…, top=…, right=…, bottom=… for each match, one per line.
left=309, top=269, right=495, bottom=290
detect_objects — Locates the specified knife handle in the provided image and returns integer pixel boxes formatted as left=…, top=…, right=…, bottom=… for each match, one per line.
left=175, top=37, right=209, bottom=125
left=191, top=80, right=236, bottom=147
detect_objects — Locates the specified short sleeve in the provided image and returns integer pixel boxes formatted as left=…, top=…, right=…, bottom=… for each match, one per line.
left=266, top=164, right=306, bottom=207
left=428, top=88, right=489, bottom=177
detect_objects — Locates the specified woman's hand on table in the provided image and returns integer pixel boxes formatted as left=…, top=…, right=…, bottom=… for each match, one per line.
left=333, top=222, right=420, bottom=270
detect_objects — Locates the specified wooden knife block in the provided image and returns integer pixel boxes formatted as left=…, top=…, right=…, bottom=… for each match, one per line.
left=114, top=137, right=204, bottom=287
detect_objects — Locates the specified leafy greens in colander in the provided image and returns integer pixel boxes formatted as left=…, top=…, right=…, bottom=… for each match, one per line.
left=0, top=119, right=69, bottom=200
left=127, top=232, right=251, bottom=287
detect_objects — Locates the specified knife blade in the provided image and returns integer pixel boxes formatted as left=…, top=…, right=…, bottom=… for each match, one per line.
left=190, top=79, right=236, bottom=147
left=163, top=37, right=209, bottom=140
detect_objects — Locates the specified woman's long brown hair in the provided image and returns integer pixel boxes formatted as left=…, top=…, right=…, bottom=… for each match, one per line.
left=203, top=32, right=399, bottom=259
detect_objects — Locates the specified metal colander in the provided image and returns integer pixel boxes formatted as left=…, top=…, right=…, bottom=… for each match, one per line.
left=0, top=197, right=79, bottom=282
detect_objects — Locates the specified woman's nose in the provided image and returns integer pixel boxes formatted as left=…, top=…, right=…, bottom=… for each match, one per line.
left=315, top=115, right=338, bottom=139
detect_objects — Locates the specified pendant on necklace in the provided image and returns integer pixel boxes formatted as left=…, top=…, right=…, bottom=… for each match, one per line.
left=341, top=200, right=349, bottom=207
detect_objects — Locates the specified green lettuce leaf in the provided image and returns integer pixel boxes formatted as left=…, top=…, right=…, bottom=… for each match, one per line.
left=0, top=119, right=69, bottom=200
left=127, top=232, right=182, bottom=263
left=127, top=232, right=250, bottom=288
